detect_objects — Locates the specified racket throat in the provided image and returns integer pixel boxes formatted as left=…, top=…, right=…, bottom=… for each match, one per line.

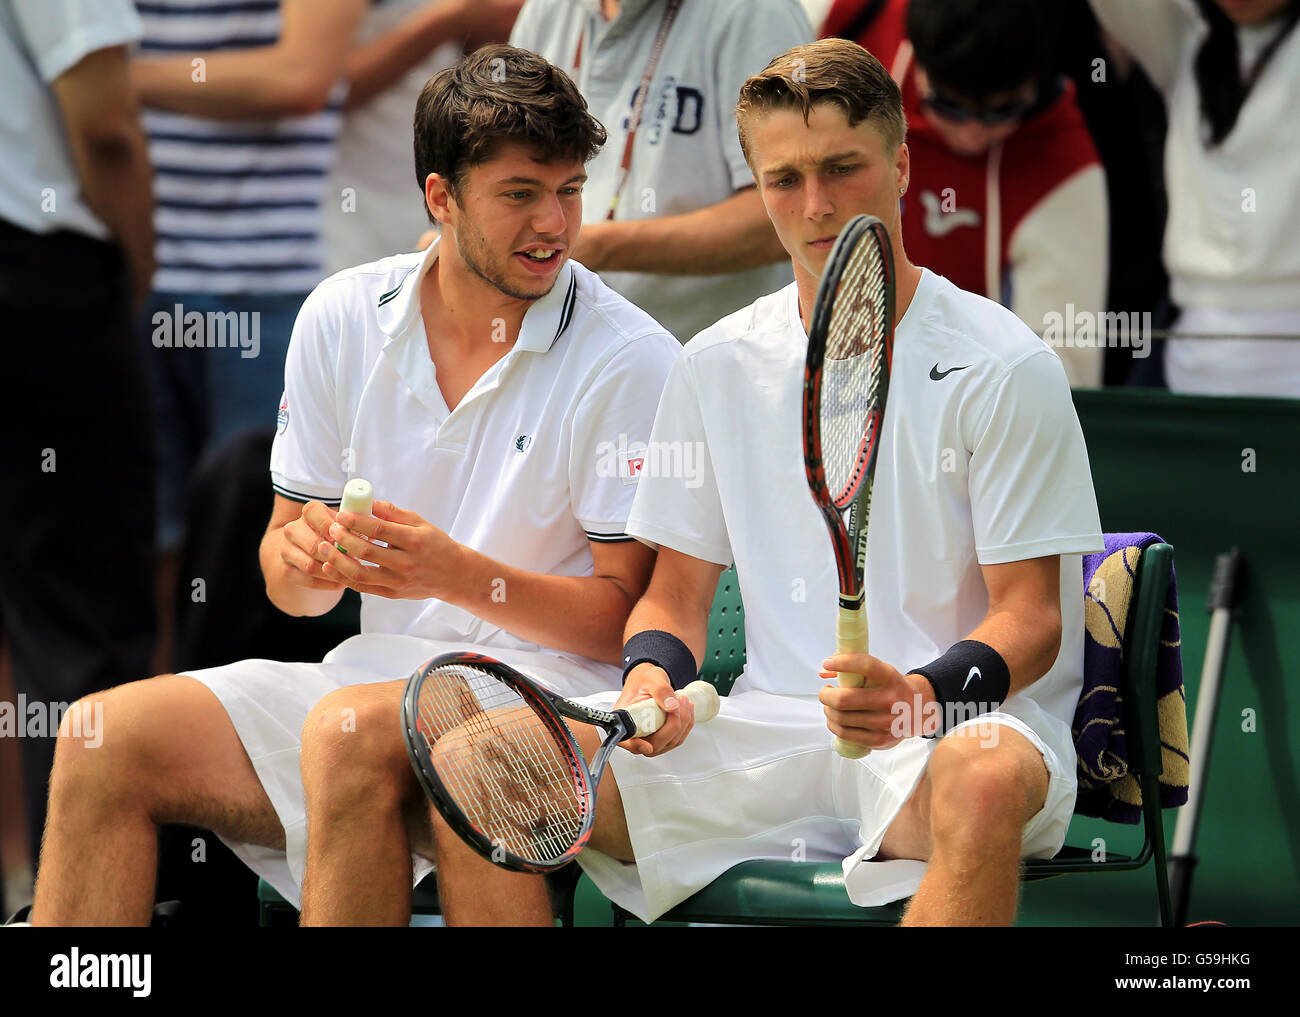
left=838, top=592, right=865, bottom=613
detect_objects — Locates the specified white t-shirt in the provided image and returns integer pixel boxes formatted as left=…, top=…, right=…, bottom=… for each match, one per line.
left=323, top=0, right=461, bottom=274
left=627, top=269, right=1104, bottom=755
left=510, top=0, right=810, bottom=343
left=0, top=0, right=142, bottom=238
left=271, top=239, right=681, bottom=665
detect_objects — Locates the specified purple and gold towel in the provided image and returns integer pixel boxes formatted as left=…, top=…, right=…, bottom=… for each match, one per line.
left=1073, top=533, right=1189, bottom=822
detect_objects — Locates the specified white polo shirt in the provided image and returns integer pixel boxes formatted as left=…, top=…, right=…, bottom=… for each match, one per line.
left=271, top=238, right=681, bottom=661
left=0, top=0, right=141, bottom=238
left=510, top=0, right=811, bottom=343
left=627, top=269, right=1104, bottom=760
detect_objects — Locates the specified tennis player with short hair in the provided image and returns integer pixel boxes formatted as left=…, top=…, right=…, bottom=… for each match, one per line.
left=31, top=45, right=680, bottom=926
left=430, top=38, right=1105, bottom=927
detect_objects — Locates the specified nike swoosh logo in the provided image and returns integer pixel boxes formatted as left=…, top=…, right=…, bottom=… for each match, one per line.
left=930, top=364, right=971, bottom=381
left=921, top=190, right=981, bottom=237
left=962, top=666, right=981, bottom=692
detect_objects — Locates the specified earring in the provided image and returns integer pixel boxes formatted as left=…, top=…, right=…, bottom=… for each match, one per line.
left=899, top=187, right=906, bottom=195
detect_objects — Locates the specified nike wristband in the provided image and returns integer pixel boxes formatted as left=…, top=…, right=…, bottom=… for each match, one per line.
left=910, top=640, right=1011, bottom=738
left=621, top=630, right=697, bottom=692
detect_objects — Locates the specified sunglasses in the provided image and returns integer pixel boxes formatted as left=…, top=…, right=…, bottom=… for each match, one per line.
left=920, top=90, right=1036, bottom=126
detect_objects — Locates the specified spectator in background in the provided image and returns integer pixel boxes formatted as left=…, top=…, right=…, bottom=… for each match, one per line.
left=326, top=0, right=526, bottom=272
left=131, top=0, right=367, bottom=558
left=1089, top=0, right=1300, bottom=398
left=825, top=0, right=1108, bottom=388
left=1054, top=1, right=1172, bottom=387
left=509, top=0, right=812, bottom=343
left=0, top=0, right=156, bottom=897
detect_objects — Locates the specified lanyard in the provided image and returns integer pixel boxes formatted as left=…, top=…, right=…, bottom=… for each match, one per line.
left=574, top=0, right=685, bottom=221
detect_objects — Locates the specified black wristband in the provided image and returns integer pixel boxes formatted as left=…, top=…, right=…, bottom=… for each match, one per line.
left=910, top=639, right=1011, bottom=738
left=622, top=629, right=697, bottom=691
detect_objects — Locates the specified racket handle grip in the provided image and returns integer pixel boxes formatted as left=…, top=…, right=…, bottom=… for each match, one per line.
left=624, top=680, right=721, bottom=738
left=340, top=478, right=374, bottom=516
left=336, top=478, right=375, bottom=554
left=834, top=603, right=871, bottom=759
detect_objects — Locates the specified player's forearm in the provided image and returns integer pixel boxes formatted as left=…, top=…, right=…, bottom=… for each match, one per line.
left=623, top=578, right=711, bottom=669
left=960, top=602, right=1063, bottom=698
left=344, top=4, right=463, bottom=109
left=132, top=50, right=338, bottom=118
left=584, top=188, right=787, bottom=275
left=441, top=548, right=638, bottom=665
left=259, top=527, right=346, bottom=617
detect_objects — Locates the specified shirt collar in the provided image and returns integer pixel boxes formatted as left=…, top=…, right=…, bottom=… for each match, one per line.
left=375, top=234, right=579, bottom=354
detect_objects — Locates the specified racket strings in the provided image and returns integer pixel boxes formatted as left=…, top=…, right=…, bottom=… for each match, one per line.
left=821, top=238, right=889, bottom=506
left=414, top=664, right=585, bottom=863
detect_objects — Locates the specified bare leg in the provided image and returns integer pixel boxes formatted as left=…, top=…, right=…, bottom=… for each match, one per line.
left=432, top=724, right=635, bottom=926
left=32, top=675, right=284, bottom=926
left=298, top=680, right=433, bottom=926
left=877, top=724, right=1050, bottom=927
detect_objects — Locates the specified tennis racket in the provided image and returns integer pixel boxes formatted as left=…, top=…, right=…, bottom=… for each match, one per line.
left=802, top=214, right=896, bottom=759
left=401, top=652, right=720, bottom=873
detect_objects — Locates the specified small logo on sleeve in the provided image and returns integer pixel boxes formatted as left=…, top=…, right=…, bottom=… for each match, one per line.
left=276, top=394, right=290, bottom=433
left=595, top=435, right=705, bottom=489
left=619, top=450, right=645, bottom=484
left=514, top=434, right=532, bottom=452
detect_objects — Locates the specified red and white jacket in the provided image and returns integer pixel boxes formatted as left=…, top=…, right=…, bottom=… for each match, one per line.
left=824, top=0, right=1108, bottom=386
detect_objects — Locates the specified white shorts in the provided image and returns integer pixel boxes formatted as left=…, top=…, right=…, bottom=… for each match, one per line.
left=574, top=688, right=1078, bottom=923
left=182, top=632, right=619, bottom=909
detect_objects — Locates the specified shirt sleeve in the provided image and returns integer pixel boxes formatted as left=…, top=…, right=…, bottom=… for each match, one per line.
left=568, top=331, right=682, bottom=540
left=270, top=284, right=348, bottom=505
left=11, top=0, right=141, bottom=82
left=1087, top=0, right=1191, bottom=95
left=967, top=349, right=1104, bottom=564
left=1008, top=165, right=1108, bottom=388
left=712, top=0, right=815, bottom=190
left=625, top=351, right=733, bottom=566
left=507, top=0, right=549, bottom=51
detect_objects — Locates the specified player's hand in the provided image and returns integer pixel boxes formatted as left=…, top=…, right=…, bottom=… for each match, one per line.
left=818, top=653, right=937, bottom=751
left=319, top=500, right=463, bottom=600
left=277, top=500, right=345, bottom=590
left=615, top=663, right=696, bottom=758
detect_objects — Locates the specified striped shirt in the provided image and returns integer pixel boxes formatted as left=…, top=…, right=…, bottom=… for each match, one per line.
left=137, top=0, right=347, bottom=294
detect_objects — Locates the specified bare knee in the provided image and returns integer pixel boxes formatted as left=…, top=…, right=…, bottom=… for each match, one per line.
left=926, top=729, right=1048, bottom=848
left=301, top=684, right=415, bottom=814
left=49, top=675, right=179, bottom=812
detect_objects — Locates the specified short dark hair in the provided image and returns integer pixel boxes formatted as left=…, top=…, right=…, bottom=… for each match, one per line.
left=413, top=44, right=606, bottom=220
left=907, top=0, right=1060, bottom=100
left=736, top=39, right=906, bottom=162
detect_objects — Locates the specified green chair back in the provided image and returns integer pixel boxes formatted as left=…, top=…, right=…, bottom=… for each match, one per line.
left=697, top=566, right=745, bottom=695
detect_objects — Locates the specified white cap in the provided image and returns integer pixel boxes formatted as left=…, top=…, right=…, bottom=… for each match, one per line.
left=340, top=477, right=374, bottom=516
